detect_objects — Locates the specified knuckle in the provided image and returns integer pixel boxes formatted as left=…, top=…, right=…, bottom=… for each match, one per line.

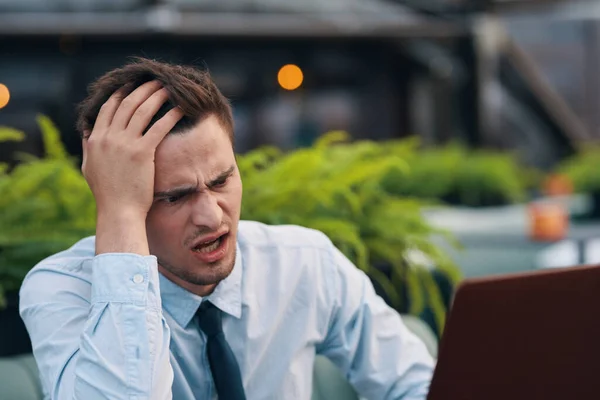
left=120, top=97, right=134, bottom=110
left=151, top=119, right=166, bottom=131
left=85, top=137, right=97, bottom=148
left=133, top=106, right=149, bottom=120
left=95, top=137, right=115, bottom=152
left=94, top=137, right=108, bottom=148
left=102, top=96, right=119, bottom=108
left=152, top=121, right=172, bottom=136
left=130, top=148, right=147, bottom=162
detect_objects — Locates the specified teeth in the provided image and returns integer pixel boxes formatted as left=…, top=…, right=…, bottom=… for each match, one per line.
left=194, top=237, right=221, bottom=253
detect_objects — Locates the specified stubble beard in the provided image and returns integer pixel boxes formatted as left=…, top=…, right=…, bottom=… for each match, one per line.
left=157, top=246, right=237, bottom=287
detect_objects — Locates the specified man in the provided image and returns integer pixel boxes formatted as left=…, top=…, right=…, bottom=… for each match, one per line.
left=19, top=57, right=434, bottom=399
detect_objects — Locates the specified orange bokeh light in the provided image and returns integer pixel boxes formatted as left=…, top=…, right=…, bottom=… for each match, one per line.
left=277, top=64, right=303, bottom=91
left=0, top=84, right=9, bottom=109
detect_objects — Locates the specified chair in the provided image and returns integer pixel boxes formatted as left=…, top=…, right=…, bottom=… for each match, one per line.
left=0, top=353, right=43, bottom=400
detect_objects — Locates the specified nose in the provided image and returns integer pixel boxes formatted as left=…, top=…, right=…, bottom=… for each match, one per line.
left=190, top=191, right=223, bottom=231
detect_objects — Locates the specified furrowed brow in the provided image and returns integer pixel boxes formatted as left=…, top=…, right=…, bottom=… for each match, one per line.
left=153, top=186, right=197, bottom=199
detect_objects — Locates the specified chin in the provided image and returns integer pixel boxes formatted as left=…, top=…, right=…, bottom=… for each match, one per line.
left=168, top=249, right=236, bottom=287
left=189, top=259, right=235, bottom=286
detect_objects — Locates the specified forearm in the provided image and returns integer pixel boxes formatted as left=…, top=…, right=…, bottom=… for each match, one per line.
left=21, top=254, right=173, bottom=400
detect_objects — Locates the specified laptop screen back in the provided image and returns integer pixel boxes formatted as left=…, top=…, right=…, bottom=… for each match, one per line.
left=427, top=265, right=600, bottom=400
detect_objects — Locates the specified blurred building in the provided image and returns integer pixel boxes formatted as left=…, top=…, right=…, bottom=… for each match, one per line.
left=0, top=0, right=596, bottom=168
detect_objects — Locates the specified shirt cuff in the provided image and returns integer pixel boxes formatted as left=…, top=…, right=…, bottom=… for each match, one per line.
left=91, top=253, right=160, bottom=308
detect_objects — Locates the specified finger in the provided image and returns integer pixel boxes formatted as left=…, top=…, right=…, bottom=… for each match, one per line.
left=93, top=90, right=125, bottom=134
left=110, top=80, right=162, bottom=131
left=126, top=88, right=170, bottom=136
left=81, top=137, right=88, bottom=175
left=143, top=107, right=185, bottom=149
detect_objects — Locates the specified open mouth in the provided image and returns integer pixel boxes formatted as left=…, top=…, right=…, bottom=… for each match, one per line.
left=192, top=234, right=226, bottom=254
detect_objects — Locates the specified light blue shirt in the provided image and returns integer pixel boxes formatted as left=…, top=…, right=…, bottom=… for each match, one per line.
left=20, top=221, right=434, bottom=399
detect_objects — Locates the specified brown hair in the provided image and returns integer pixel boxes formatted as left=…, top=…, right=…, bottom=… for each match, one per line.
left=76, top=57, right=234, bottom=144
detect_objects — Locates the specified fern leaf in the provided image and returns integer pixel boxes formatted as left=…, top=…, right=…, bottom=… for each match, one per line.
left=37, top=114, right=69, bottom=160
left=0, top=127, right=25, bottom=142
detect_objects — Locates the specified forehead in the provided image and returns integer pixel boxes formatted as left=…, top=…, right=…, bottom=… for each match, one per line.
left=154, top=115, right=234, bottom=187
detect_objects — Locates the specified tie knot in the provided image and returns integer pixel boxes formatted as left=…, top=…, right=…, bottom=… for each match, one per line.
left=197, top=301, right=223, bottom=337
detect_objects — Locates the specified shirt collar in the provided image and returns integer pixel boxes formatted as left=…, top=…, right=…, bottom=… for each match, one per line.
left=159, top=242, right=243, bottom=328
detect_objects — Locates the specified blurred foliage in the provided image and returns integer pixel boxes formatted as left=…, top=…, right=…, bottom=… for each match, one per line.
left=555, top=146, right=600, bottom=193
left=0, top=116, right=96, bottom=307
left=379, top=138, right=533, bottom=207
left=239, top=131, right=463, bottom=334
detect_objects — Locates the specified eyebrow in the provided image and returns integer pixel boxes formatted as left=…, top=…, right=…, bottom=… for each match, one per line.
left=207, top=165, right=235, bottom=188
left=153, top=186, right=197, bottom=200
left=153, top=165, right=236, bottom=199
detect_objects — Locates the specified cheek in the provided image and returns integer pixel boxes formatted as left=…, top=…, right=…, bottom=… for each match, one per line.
left=146, top=209, right=187, bottom=244
left=219, top=193, right=242, bottom=220
left=223, top=178, right=243, bottom=211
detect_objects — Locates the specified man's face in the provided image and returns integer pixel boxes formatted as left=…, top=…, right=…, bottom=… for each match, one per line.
left=146, top=115, right=242, bottom=296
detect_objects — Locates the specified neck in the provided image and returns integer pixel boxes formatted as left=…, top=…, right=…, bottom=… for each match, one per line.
left=158, top=265, right=218, bottom=297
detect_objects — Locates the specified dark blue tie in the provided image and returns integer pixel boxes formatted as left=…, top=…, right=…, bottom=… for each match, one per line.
left=197, top=301, right=246, bottom=400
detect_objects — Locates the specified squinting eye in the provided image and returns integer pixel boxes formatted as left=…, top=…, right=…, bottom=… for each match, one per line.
left=213, top=178, right=228, bottom=188
left=164, top=195, right=183, bottom=204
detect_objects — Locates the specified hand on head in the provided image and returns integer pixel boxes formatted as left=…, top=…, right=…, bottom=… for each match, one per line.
left=82, top=80, right=184, bottom=255
left=81, top=81, right=184, bottom=220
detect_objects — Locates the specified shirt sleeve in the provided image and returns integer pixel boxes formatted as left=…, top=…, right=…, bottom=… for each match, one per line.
left=19, top=253, right=173, bottom=400
left=316, top=244, right=435, bottom=400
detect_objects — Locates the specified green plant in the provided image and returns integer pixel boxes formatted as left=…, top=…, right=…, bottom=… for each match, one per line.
left=0, top=116, right=96, bottom=307
left=450, top=149, right=530, bottom=206
left=379, top=140, right=463, bottom=203
left=239, top=131, right=462, bottom=335
left=555, top=146, right=600, bottom=193
left=379, top=139, right=531, bottom=207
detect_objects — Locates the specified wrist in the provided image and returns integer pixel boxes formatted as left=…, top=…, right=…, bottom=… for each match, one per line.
left=96, top=203, right=148, bottom=222
left=95, top=209, right=150, bottom=256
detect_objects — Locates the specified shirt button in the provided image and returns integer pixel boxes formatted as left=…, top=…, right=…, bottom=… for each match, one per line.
left=133, top=274, right=144, bottom=284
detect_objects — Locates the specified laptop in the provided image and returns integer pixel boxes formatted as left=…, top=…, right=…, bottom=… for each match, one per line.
left=427, top=264, right=600, bottom=400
